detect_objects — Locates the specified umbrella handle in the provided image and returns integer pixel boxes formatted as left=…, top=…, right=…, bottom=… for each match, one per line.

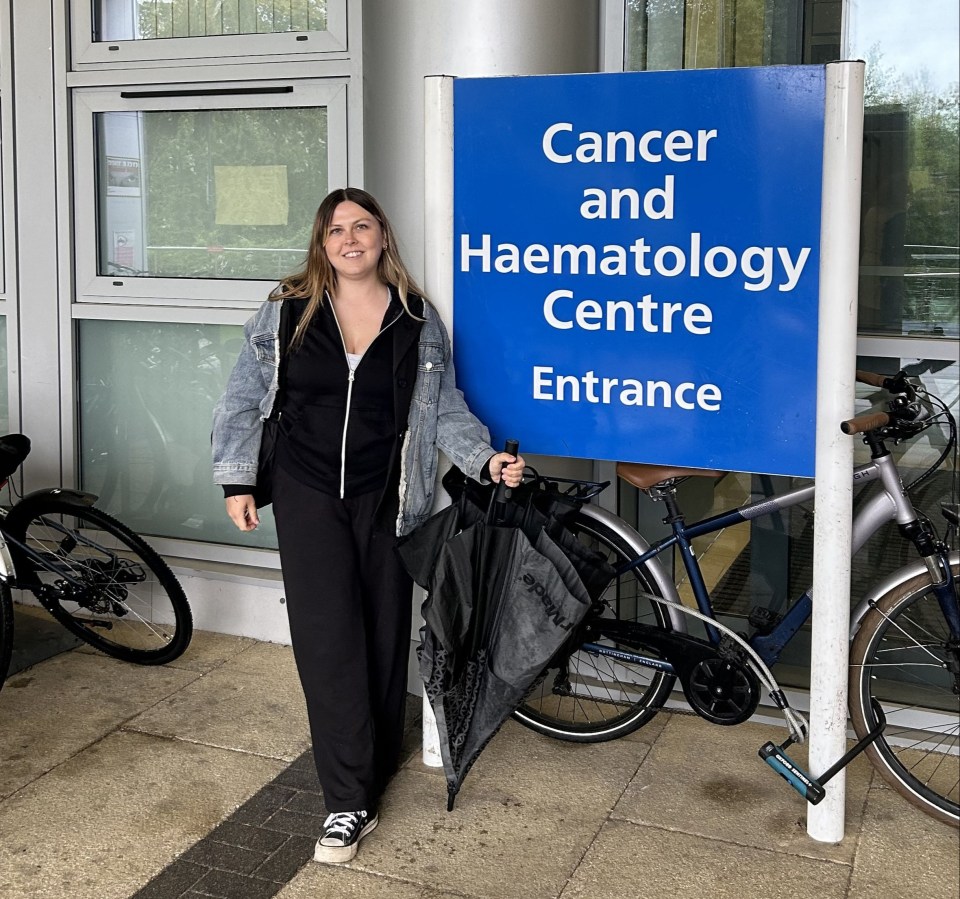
left=492, top=439, right=520, bottom=506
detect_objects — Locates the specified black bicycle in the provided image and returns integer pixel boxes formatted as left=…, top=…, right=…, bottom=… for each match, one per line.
left=0, top=434, right=192, bottom=689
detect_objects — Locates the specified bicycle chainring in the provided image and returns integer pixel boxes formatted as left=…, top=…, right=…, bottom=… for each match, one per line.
left=682, top=655, right=760, bottom=725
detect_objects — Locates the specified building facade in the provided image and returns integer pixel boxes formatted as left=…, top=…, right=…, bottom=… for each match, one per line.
left=0, top=2, right=956, bottom=680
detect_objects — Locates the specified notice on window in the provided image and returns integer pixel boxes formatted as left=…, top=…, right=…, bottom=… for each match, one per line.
left=214, top=165, right=289, bottom=226
left=106, top=156, right=141, bottom=197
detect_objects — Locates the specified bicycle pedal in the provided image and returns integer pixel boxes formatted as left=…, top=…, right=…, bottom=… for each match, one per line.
left=758, top=742, right=825, bottom=804
left=748, top=606, right=783, bottom=635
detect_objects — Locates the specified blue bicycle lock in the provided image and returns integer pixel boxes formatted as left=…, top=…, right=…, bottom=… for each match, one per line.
left=759, top=700, right=886, bottom=804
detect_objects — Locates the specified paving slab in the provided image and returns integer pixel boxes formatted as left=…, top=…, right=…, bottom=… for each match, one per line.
left=278, top=865, right=467, bottom=898
left=0, top=729, right=284, bottom=899
left=452, top=718, right=650, bottom=810
left=6, top=604, right=83, bottom=676
left=848, top=779, right=960, bottom=899
left=0, top=649, right=200, bottom=799
left=70, top=628, right=259, bottom=674
left=214, top=640, right=301, bottom=680
left=353, top=719, right=647, bottom=899
left=125, top=641, right=310, bottom=761
left=560, top=818, right=853, bottom=899
left=613, top=712, right=874, bottom=863
left=153, top=628, right=260, bottom=673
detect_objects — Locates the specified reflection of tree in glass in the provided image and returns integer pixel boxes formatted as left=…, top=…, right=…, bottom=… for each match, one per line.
left=135, top=0, right=327, bottom=40
left=82, top=319, right=281, bottom=547
left=80, top=322, right=238, bottom=535
left=142, top=106, right=327, bottom=279
left=864, top=44, right=959, bottom=332
left=626, top=0, right=770, bottom=70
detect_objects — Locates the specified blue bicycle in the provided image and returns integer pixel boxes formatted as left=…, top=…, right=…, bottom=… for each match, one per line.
left=513, top=370, right=959, bottom=827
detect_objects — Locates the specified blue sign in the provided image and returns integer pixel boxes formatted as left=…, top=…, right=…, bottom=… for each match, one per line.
left=453, top=67, right=826, bottom=477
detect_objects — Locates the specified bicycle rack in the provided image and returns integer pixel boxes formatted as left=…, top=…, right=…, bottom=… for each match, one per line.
left=759, top=701, right=887, bottom=804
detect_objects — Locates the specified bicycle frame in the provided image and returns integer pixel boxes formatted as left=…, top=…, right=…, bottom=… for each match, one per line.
left=0, top=488, right=100, bottom=591
left=604, top=451, right=958, bottom=670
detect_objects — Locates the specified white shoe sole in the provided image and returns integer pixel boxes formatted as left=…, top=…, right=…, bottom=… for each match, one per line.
left=314, top=815, right=379, bottom=864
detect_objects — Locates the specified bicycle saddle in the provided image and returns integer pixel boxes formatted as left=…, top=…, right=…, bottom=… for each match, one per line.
left=0, top=434, right=31, bottom=481
left=616, top=461, right=724, bottom=490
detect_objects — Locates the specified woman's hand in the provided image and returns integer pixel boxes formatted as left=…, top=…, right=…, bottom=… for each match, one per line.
left=226, top=495, right=260, bottom=531
left=488, top=452, right=525, bottom=488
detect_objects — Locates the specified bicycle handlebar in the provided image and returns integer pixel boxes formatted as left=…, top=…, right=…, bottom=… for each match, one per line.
left=842, top=369, right=925, bottom=437
left=856, top=369, right=914, bottom=396
left=855, top=369, right=887, bottom=388
left=840, top=411, right=891, bottom=435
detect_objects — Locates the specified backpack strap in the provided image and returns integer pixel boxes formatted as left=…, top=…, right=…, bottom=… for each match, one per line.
left=271, top=297, right=301, bottom=420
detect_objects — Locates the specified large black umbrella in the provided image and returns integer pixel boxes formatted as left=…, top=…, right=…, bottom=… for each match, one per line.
left=397, top=463, right=611, bottom=810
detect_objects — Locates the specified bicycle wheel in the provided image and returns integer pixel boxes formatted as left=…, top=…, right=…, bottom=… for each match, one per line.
left=9, top=499, right=192, bottom=665
left=512, top=508, right=676, bottom=742
left=849, top=561, right=959, bottom=827
left=0, top=582, right=12, bottom=689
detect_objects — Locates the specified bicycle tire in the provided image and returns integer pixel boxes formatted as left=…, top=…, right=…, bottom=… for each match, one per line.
left=848, top=561, right=959, bottom=827
left=8, top=499, right=192, bottom=665
left=512, top=507, right=676, bottom=742
left=0, top=582, right=12, bottom=689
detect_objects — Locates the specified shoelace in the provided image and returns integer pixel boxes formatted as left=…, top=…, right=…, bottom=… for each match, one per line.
left=322, top=811, right=364, bottom=841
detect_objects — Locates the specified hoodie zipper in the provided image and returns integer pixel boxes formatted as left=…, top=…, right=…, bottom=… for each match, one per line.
left=329, top=302, right=403, bottom=499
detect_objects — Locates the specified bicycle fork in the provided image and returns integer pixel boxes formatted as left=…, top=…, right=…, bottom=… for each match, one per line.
left=0, top=529, right=15, bottom=584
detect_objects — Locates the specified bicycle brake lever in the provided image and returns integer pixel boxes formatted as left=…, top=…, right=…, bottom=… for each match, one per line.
left=884, top=370, right=916, bottom=400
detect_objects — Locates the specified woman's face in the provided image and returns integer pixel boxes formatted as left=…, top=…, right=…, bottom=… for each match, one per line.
left=323, top=200, right=385, bottom=282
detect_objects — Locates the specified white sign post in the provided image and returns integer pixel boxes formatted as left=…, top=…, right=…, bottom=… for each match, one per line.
left=421, top=75, right=456, bottom=767
left=807, top=60, right=865, bottom=842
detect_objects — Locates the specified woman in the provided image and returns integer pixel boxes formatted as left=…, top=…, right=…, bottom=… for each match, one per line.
left=212, top=188, right=524, bottom=864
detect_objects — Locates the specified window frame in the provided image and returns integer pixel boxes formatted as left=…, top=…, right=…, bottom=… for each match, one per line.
left=0, top=95, right=6, bottom=296
left=72, top=78, right=348, bottom=307
left=1, top=4, right=17, bottom=438
left=71, top=0, right=349, bottom=67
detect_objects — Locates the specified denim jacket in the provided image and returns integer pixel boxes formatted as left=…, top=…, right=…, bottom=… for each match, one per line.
left=212, top=294, right=495, bottom=536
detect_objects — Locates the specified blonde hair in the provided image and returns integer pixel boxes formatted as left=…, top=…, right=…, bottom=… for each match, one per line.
left=274, top=188, right=426, bottom=349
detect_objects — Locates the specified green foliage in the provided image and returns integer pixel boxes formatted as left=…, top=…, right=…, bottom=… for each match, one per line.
left=134, top=0, right=327, bottom=40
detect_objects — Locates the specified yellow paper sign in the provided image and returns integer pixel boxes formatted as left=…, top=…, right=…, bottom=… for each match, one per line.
left=215, top=165, right=289, bottom=226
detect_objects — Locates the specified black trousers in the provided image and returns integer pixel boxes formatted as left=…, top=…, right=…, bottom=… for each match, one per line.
left=272, top=463, right=413, bottom=812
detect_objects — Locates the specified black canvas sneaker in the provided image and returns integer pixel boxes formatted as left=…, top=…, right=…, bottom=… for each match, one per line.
left=314, top=809, right=379, bottom=864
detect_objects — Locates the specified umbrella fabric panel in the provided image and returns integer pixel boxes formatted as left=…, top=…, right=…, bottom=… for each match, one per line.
left=395, top=496, right=484, bottom=589
left=485, top=529, right=591, bottom=687
left=415, top=521, right=522, bottom=658
left=419, top=521, right=484, bottom=656
left=439, top=467, right=616, bottom=602
left=423, top=523, right=590, bottom=673
left=437, top=660, right=527, bottom=801
left=398, top=466, right=616, bottom=607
